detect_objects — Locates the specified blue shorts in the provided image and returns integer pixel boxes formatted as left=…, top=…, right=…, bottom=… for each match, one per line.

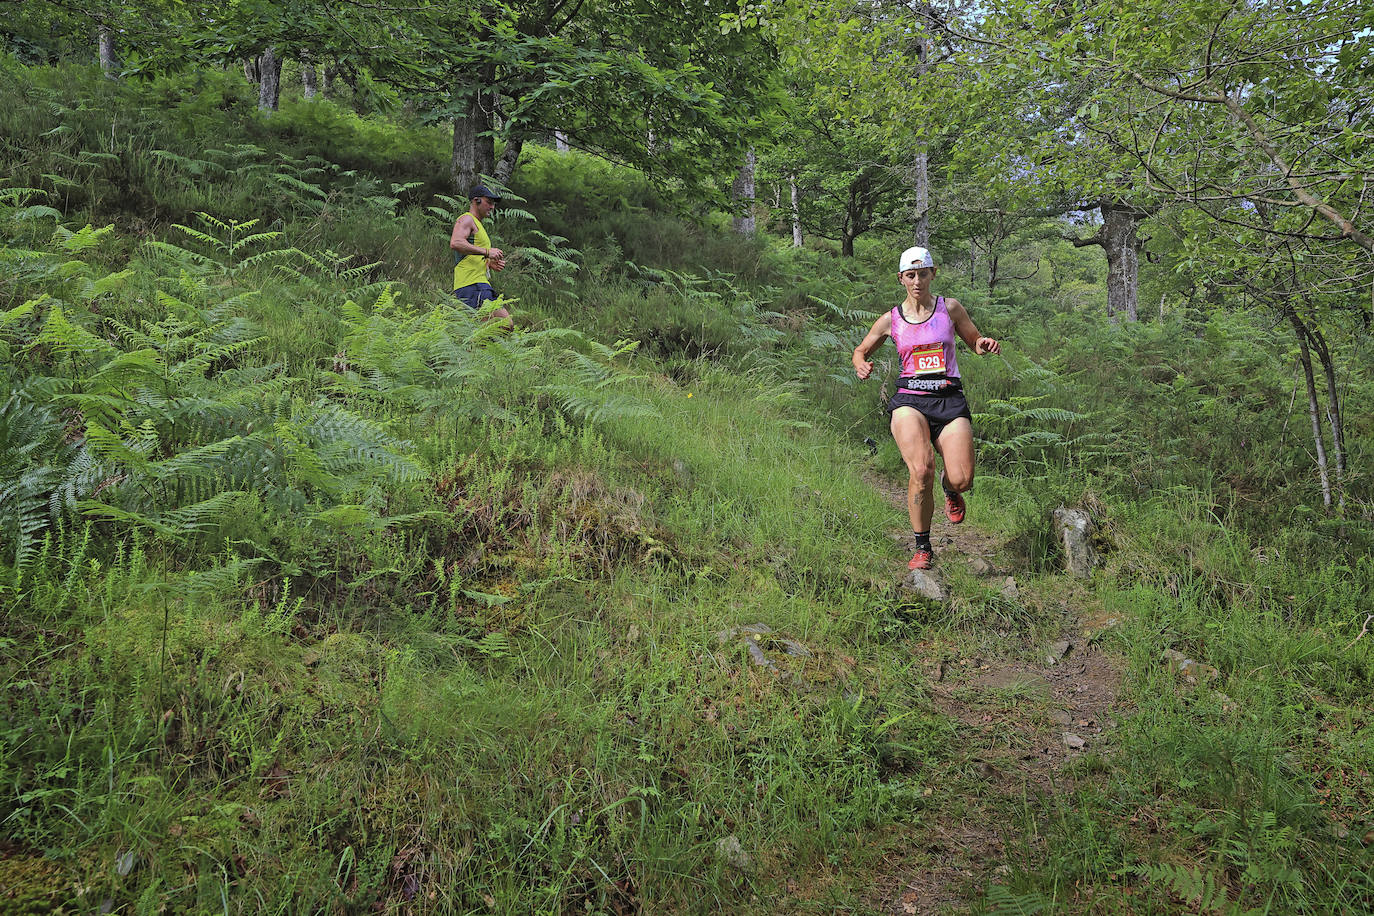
left=453, top=282, right=496, bottom=310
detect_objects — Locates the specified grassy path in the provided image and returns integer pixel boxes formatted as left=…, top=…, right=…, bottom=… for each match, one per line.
left=864, top=475, right=1127, bottom=915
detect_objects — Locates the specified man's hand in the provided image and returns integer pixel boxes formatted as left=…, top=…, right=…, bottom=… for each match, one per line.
left=489, top=255, right=507, bottom=272
left=485, top=247, right=505, bottom=261
left=975, top=337, right=1000, bottom=355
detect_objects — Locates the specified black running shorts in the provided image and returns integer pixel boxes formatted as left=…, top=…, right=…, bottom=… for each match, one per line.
left=887, top=391, right=972, bottom=443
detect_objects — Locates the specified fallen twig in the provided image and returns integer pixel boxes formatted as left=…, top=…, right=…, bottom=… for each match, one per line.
left=1345, top=614, right=1373, bottom=650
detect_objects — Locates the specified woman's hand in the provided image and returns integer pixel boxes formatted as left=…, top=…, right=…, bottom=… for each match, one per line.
left=975, top=337, right=1000, bottom=355
left=853, top=353, right=874, bottom=379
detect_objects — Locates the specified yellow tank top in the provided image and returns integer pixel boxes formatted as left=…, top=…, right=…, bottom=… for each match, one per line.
left=452, top=216, right=491, bottom=290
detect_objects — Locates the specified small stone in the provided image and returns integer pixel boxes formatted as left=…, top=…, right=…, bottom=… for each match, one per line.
left=716, top=835, right=752, bottom=870
left=1062, top=733, right=1086, bottom=750
left=969, top=557, right=997, bottom=576
left=745, top=641, right=774, bottom=670
left=778, top=638, right=811, bottom=658
left=1049, top=708, right=1072, bottom=726
left=1163, top=648, right=1220, bottom=685
left=902, top=569, right=946, bottom=601
left=1000, top=576, right=1019, bottom=600
left=1046, top=639, right=1073, bottom=666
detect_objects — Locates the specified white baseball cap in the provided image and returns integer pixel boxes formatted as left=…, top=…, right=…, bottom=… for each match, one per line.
left=898, top=246, right=935, bottom=273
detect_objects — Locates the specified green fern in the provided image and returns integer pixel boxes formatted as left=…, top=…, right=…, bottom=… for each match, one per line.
left=1139, top=863, right=1263, bottom=915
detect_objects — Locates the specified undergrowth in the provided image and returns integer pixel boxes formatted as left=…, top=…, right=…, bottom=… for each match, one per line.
left=1, top=58, right=1371, bottom=915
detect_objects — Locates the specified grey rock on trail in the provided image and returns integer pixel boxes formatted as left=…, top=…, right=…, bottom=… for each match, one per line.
left=902, top=569, right=946, bottom=601
left=1052, top=507, right=1099, bottom=577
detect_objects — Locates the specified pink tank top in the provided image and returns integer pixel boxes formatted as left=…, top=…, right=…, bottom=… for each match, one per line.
left=890, top=296, right=960, bottom=394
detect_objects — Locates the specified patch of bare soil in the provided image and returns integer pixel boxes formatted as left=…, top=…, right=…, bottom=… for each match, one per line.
left=865, top=472, right=1127, bottom=915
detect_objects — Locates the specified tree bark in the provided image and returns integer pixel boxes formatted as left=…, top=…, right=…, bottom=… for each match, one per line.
left=302, top=53, right=318, bottom=101
left=731, top=146, right=757, bottom=237
left=451, top=74, right=496, bottom=195
left=1071, top=200, right=1140, bottom=321
left=323, top=64, right=336, bottom=98
left=257, top=46, right=283, bottom=112
left=1307, top=324, right=1346, bottom=510
left=494, top=137, right=523, bottom=185
left=98, top=26, right=118, bottom=79
left=912, top=148, right=930, bottom=247
left=1288, top=309, right=1332, bottom=508
left=554, top=130, right=570, bottom=152
left=1101, top=202, right=1139, bottom=321
left=790, top=174, right=803, bottom=248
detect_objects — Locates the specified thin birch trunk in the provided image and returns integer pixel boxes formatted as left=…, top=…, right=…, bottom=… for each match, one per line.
left=98, top=26, right=118, bottom=79
left=1289, top=310, right=1332, bottom=507
left=302, top=54, right=318, bottom=100
left=1309, top=326, right=1346, bottom=510
left=731, top=147, right=756, bottom=237
left=790, top=174, right=803, bottom=248
left=554, top=130, right=570, bottom=152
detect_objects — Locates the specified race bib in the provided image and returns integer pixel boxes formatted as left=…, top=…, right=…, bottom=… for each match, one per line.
left=911, top=342, right=947, bottom=376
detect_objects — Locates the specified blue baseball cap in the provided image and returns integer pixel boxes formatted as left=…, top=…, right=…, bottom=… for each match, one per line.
left=471, top=184, right=504, bottom=201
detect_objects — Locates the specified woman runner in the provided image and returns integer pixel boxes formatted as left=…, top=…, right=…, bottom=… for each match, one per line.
left=852, top=246, right=1001, bottom=570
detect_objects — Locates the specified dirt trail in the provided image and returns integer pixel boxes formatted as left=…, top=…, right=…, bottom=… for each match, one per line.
left=867, top=475, right=1127, bottom=915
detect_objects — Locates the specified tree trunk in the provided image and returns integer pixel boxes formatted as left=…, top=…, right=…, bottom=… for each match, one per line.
left=790, top=174, right=803, bottom=248
left=988, top=254, right=1001, bottom=290
left=913, top=148, right=930, bottom=246
left=302, top=53, right=318, bottom=100
left=451, top=74, right=496, bottom=195
left=98, top=26, right=118, bottom=79
left=1100, top=201, right=1139, bottom=321
left=1308, top=325, right=1346, bottom=510
left=257, top=46, right=282, bottom=112
left=554, top=130, right=570, bottom=152
left=1289, top=309, right=1332, bottom=508
left=731, top=147, right=757, bottom=237
left=911, top=13, right=932, bottom=246
left=494, top=137, right=523, bottom=185
left=244, top=58, right=260, bottom=85
left=1073, top=201, right=1141, bottom=321
left=323, top=64, right=336, bottom=98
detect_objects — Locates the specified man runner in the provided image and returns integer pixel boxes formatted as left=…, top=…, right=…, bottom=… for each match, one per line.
left=450, top=184, right=511, bottom=326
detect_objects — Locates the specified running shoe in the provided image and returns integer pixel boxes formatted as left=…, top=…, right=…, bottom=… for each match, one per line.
left=908, top=545, right=934, bottom=570
left=943, top=483, right=966, bottom=524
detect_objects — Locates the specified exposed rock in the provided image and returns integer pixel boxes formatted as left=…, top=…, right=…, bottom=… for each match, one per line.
left=716, top=835, right=751, bottom=871
left=968, top=556, right=997, bottom=576
left=1046, top=639, right=1073, bottom=666
left=1062, top=733, right=1086, bottom=750
left=902, top=569, right=946, bottom=601
left=777, top=638, right=811, bottom=658
left=715, top=623, right=772, bottom=645
left=1001, top=576, right=1019, bottom=600
left=1049, top=708, right=1073, bottom=726
left=1052, top=507, right=1099, bottom=577
left=1162, top=648, right=1220, bottom=685
left=745, top=640, right=774, bottom=670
